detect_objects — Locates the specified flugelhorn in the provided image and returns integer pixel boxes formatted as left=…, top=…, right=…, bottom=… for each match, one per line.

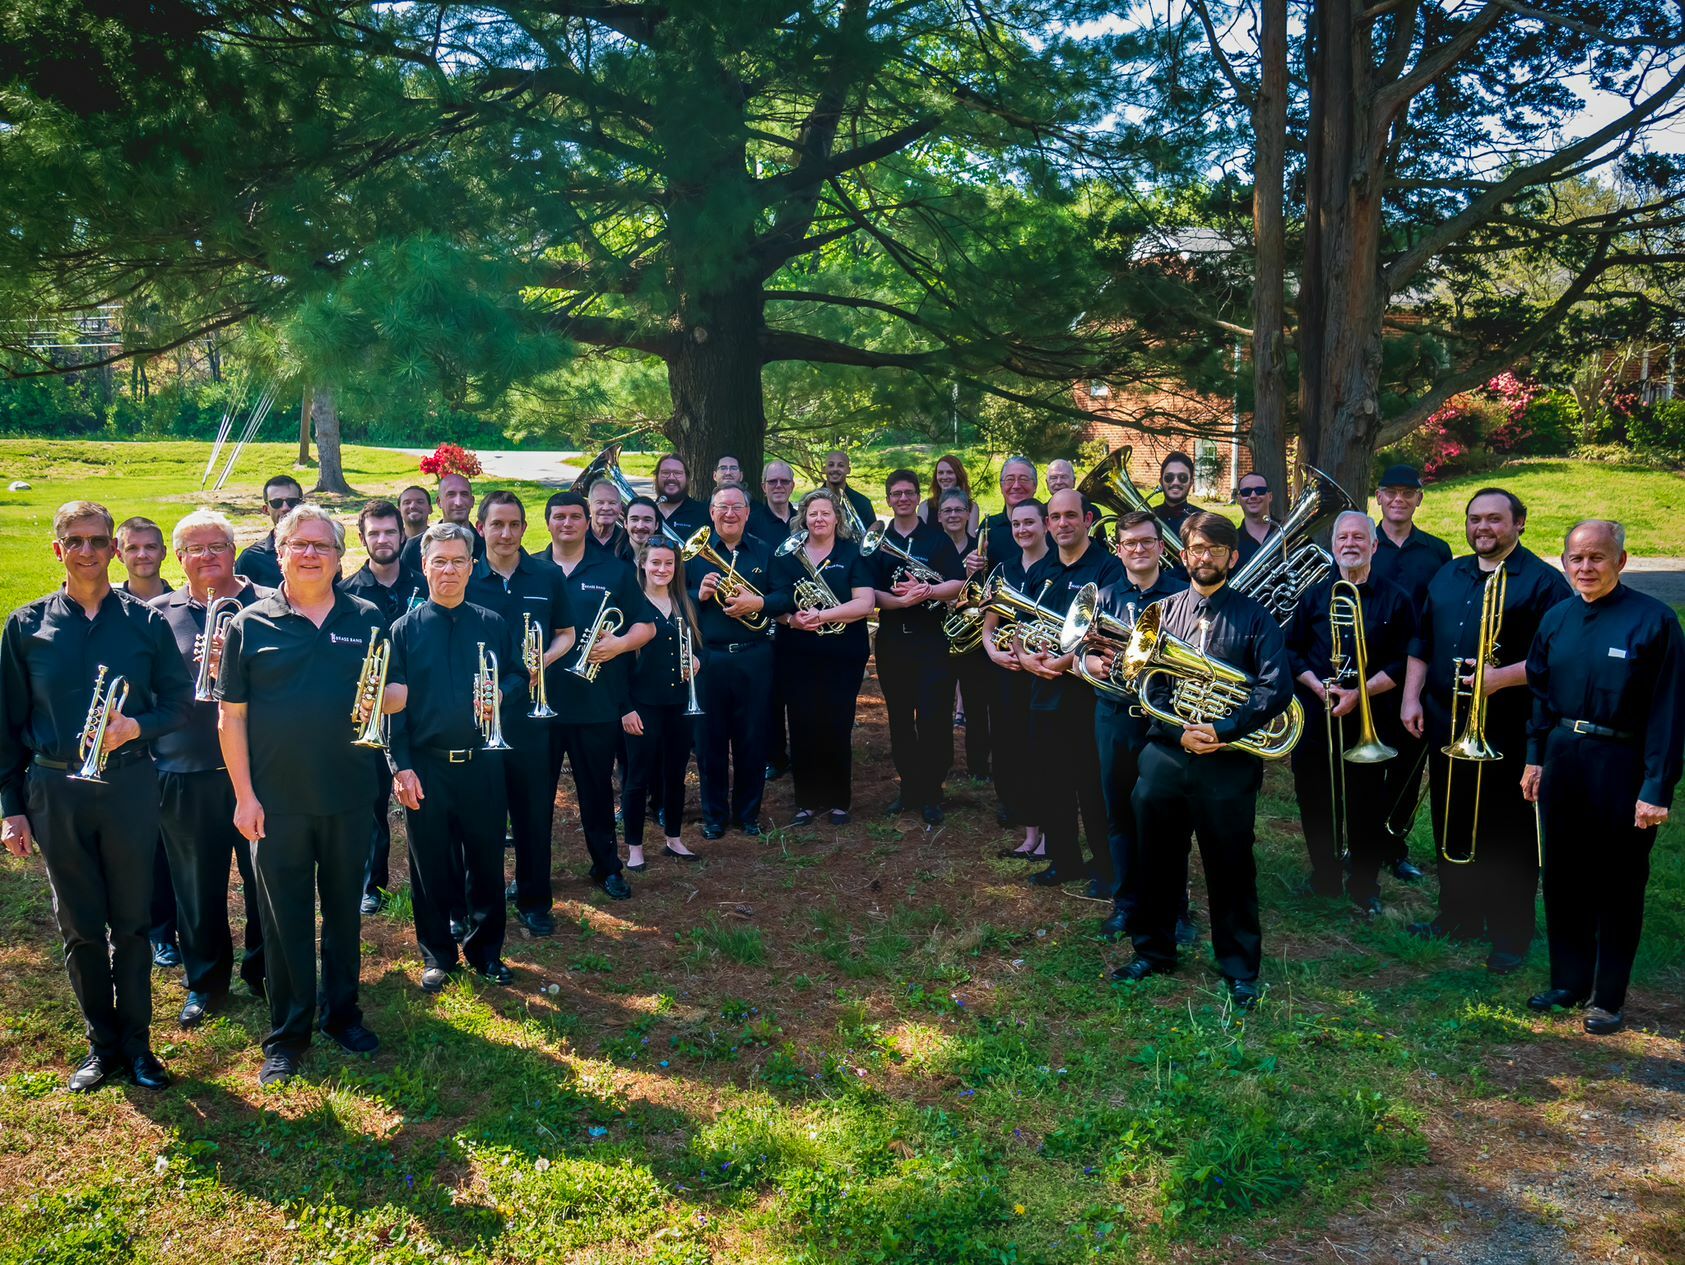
left=351, top=626, right=391, bottom=749
left=192, top=588, right=243, bottom=702
left=567, top=591, right=625, bottom=682
left=775, top=530, right=845, bottom=634
left=572, top=441, right=686, bottom=547
left=1077, top=445, right=1183, bottom=561
left=475, top=642, right=512, bottom=749
left=68, top=664, right=130, bottom=784
left=1229, top=465, right=1354, bottom=624
left=1440, top=565, right=1506, bottom=863
left=682, top=527, right=769, bottom=631
left=523, top=613, right=556, bottom=719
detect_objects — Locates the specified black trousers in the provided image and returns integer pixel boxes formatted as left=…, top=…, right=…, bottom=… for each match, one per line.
left=1540, top=731, right=1656, bottom=1012
left=158, top=770, right=264, bottom=997
left=993, top=668, right=1037, bottom=826
left=697, top=642, right=772, bottom=827
left=503, top=713, right=558, bottom=915
left=1291, top=704, right=1391, bottom=900
left=766, top=639, right=790, bottom=775
left=1095, top=702, right=1142, bottom=908
left=876, top=631, right=955, bottom=807
left=1428, top=740, right=1538, bottom=955
left=551, top=719, right=623, bottom=880
left=783, top=649, right=868, bottom=811
left=404, top=751, right=508, bottom=972
left=27, top=759, right=158, bottom=1060
left=363, top=762, right=394, bottom=901
left=623, top=703, right=694, bottom=846
left=953, top=648, right=995, bottom=779
left=248, top=809, right=366, bottom=1056
left=149, top=835, right=177, bottom=948
left=1379, top=730, right=1430, bottom=863
left=1029, top=697, right=1110, bottom=885
left=1131, top=742, right=1263, bottom=981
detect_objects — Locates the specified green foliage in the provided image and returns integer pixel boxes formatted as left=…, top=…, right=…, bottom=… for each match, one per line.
left=1518, top=390, right=1581, bottom=456
left=0, top=1187, right=137, bottom=1265
left=681, top=916, right=767, bottom=967
left=1627, top=398, right=1685, bottom=457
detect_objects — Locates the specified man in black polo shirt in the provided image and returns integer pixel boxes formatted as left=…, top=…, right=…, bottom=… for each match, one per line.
left=1371, top=463, right=1454, bottom=882
left=340, top=499, right=426, bottom=913
left=1234, top=474, right=1278, bottom=566
left=234, top=473, right=304, bottom=589
left=388, top=524, right=526, bottom=991
left=1, top=500, right=192, bottom=1092
left=586, top=477, right=632, bottom=559
left=469, top=491, right=575, bottom=934
left=150, top=509, right=269, bottom=1028
left=869, top=469, right=965, bottom=826
left=964, top=456, right=1040, bottom=579
left=754, top=461, right=800, bottom=780
left=654, top=453, right=710, bottom=542
left=218, top=504, right=399, bottom=1086
left=823, top=449, right=878, bottom=531
left=398, top=484, right=433, bottom=542
left=1017, top=488, right=1124, bottom=891
left=687, top=484, right=794, bottom=837
left=544, top=492, right=654, bottom=898
left=400, top=472, right=484, bottom=570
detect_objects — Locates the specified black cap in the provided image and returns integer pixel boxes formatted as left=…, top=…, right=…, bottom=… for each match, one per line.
left=1377, top=463, right=1422, bottom=490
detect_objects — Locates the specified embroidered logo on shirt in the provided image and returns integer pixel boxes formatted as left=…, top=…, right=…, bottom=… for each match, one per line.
left=1608, top=647, right=1627, bottom=659
left=329, top=633, right=365, bottom=646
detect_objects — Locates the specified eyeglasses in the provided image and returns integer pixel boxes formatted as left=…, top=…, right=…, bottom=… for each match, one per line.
left=267, top=496, right=303, bottom=511
left=181, top=542, right=235, bottom=558
left=427, top=557, right=472, bottom=571
left=1237, top=486, right=1269, bottom=497
left=282, top=540, right=339, bottom=556
left=1182, top=544, right=1230, bottom=560
left=1118, top=538, right=1160, bottom=552
left=59, top=534, right=112, bottom=552
left=764, top=477, right=794, bottom=486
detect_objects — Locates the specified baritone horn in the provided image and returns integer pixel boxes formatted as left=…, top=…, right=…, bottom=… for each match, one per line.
left=523, top=613, right=556, bottom=719
left=1440, top=565, right=1506, bottom=864
left=567, top=591, right=625, bottom=682
left=67, top=664, right=130, bottom=783
left=1229, top=465, right=1354, bottom=624
left=775, top=531, right=845, bottom=634
left=192, top=589, right=242, bottom=702
left=571, top=440, right=686, bottom=546
left=475, top=642, right=512, bottom=750
left=351, top=626, right=391, bottom=749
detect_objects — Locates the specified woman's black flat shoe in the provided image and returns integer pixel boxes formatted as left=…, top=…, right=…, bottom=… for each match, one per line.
left=625, top=861, right=647, bottom=873
left=791, top=810, right=816, bottom=828
left=663, top=845, right=700, bottom=862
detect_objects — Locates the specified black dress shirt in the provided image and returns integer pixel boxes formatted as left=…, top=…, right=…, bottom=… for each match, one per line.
left=1155, top=501, right=1200, bottom=542
left=1140, top=583, right=1293, bottom=745
left=1235, top=520, right=1279, bottom=567
left=630, top=604, right=696, bottom=708
left=769, top=539, right=873, bottom=662
left=339, top=561, right=427, bottom=624
left=748, top=499, right=797, bottom=549
left=1372, top=523, right=1453, bottom=613
left=684, top=532, right=795, bottom=650
left=1526, top=583, right=1685, bottom=807
left=867, top=519, right=963, bottom=641
left=1287, top=574, right=1416, bottom=698
left=1027, top=542, right=1126, bottom=712
left=150, top=581, right=272, bottom=774
left=548, top=548, right=653, bottom=725
left=658, top=497, right=710, bottom=544
left=387, top=600, right=527, bottom=767
left=0, top=588, right=194, bottom=815
left=399, top=524, right=486, bottom=573
left=217, top=587, right=388, bottom=815
left=1094, top=568, right=1188, bottom=745
left=234, top=531, right=282, bottom=589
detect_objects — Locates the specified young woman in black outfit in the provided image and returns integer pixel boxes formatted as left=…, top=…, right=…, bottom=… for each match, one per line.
left=768, top=489, right=878, bottom=827
left=938, top=487, right=991, bottom=780
left=621, top=537, right=703, bottom=869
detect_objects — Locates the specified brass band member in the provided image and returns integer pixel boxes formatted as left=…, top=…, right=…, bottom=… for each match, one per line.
left=938, top=487, right=992, bottom=783
left=964, top=456, right=1040, bottom=580
left=823, top=449, right=878, bottom=529
left=586, top=475, right=631, bottom=559
left=1523, top=521, right=1685, bottom=1034
left=234, top=474, right=305, bottom=589
left=1154, top=452, right=1200, bottom=563
left=984, top=496, right=1051, bottom=857
left=1233, top=474, right=1278, bottom=566
left=151, top=510, right=269, bottom=1026
left=389, top=524, right=527, bottom=992
left=920, top=453, right=982, bottom=535
left=1285, top=511, right=1415, bottom=913
left=1, top=501, right=192, bottom=1091
left=400, top=471, right=484, bottom=570
left=218, top=504, right=400, bottom=1086
left=398, top=484, right=433, bottom=541
left=755, top=461, right=799, bottom=783
left=654, top=453, right=710, bottom=541
left=1114, top=512, right=1294, bottom=1009
left=1400, top=488, right=1569, bottom=973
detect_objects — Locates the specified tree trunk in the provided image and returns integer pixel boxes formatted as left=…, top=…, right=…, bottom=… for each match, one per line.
left=298, top=386, right=313, bottom=464
left=1250, top=0, right=1290, bottom=519
left=309, top=386, right=354, bottom=494
left=665, top=282, right=768, bottom=499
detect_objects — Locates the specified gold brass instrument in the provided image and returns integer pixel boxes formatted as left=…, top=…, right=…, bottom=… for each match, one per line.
left=679, top=619, right=704, bottom=716
left=572, top=440, right=686, bottom=547
left=979, top=575, right=1063, bottom=657
left=943, top=574, right=989, bottom=655
left=192, top=588, right=243, bottom=703
left=1118, top=603, right=1303, bottom=760
left=1077, top=445, right=1183, bottom=561
left=523, top=613, right=556, bottom=719
left=1057, top=582, right=1141, bottom=702
left=351, top=626, right=391, bottom=749
left=475, top=642, right=513, bottom=749
left=1440, top=565, right=1506, bottom=864
left=1323, top=580, right=1397, bottom=860
left=1229, top=465, right=1354, bottom=625
left=567, top=591, right=626, bottom=682
left=681, top=526, right=770, bottom=632
left=859, top=523, right=946, bottom=586
left=68, top=664, right=130, bottom=784
left=775, top=530, right=845, bottom=634
left=839, top=496, right=870, bottom=541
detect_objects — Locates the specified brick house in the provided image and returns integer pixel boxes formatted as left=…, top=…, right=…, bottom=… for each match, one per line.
left=1072, top=379, right=1254, bottom=503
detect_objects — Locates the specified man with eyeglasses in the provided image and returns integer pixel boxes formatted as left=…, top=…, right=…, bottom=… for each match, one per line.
left=148, top=510, right=269, bottom=1028
left=400, top=472, right=485, bottom=571
left=235, top=474, right=305, bottom=589
left=654, top=454, right=710, bottom=542
left=1, top=501, right=192, bottom=1092
left=965, top=457, right=1041, bottom=578
left=713, top=454, right=745, bottom=492
left=1234, top=476, right=1278, bottom=565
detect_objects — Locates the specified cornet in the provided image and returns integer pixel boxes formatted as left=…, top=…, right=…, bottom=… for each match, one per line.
left=1440, top=565, right=1506, bottom=863
left=192, top=589, right=243, bottom=702
left=775, top=530, right=845, bottom=634
left=523, top=613, right=556, bottom=719
left=567, top=591, right=625, bottom=682
left=682, top=527, right=770, bottom=631
left=351, top=626, right=391, bottom=749
left=475, top=642, right=512, bottom=750
left=67, top=664, right=130, bottom=784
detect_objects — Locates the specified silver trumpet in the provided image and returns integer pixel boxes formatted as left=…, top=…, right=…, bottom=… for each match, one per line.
left=679, top=619, right=704, bottom=717
left=192, top=588, right=243, bottom=702
left=68, top=664, right=130, bottom=783
left=475, top=642, right=512, bottom=749
left=1229, top=465, right=1354, bottom=625
left=775, top=530, right=845, bottom=634
left=523, top=613, right=556, bottom=719
left=567, top=591, right=625, bottom=682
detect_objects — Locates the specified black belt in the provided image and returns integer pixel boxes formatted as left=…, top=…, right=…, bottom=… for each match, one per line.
left=709, top=640, right=769, bottom=654
left=31, top=749, right=147, bottom=773
left=420, top=746, right=479, bottom=763
left=1557, top=718, right=1637, bottom=742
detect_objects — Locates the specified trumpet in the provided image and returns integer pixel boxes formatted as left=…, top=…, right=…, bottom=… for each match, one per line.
left=572, top=441, right=687, bottom=547
left=775, top=530, right=845, bottom=634
left=192, top=588, right=243, bottom=702
left=1440, top=565, right=1506, bottom=864
left=475, top=642, right=512, bottom=749
left=567, top=591, right=625, bottom=682
left=351, top=626, right=391, bottom=749
left=1077, top=445, right=1183, bottom=561
left=67, top=664, right=130, bottom=784
left=1057, top=582, right=1141, bottom=701
left=523, top=613, right=556, bottom=719
left=679, top=619, right=704, bottom=716
left=1229, top=465, right=1354, bottom=624
left=1117, top=603, right=1303, bottom=759
left=682, top=527, right=770, bottom=632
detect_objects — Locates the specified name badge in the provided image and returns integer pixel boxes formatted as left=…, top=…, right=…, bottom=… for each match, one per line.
left=1608, top=647, right=1627, bottom=659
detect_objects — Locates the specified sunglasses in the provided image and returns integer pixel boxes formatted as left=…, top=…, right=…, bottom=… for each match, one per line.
left=1238, top=486, right=1269, bottom=497
left=267, top=496, right=303, bottom=510
left=59, top=534, right=112, bottom=552
left=1161, top=473, right=1192, bottom=484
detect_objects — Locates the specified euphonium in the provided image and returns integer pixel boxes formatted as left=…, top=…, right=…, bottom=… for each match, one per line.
left=523, top=613, right=556, bottom=719
left=192, top=589, right=243, bottom=703
left=775, top=531, right=845, bottom=635
left=475, top=642, right=512, bottom=749
left=979, top=574, right=1064, bottom=657
left=1057, top=582, right=1141, bottom=701
left=679, top=619, right=704, bottom=717
left=1327, top=580, right=1397, bottom=764
left=67, top=664, right=130, bottom=784
left=1118, top=603, right=1303, bottom=759
left=351, top=626, right=391, bottom=749
left=1229, top=465, right=1354, bottom=624
left=681, top=527, right=770, bottom=631
left=1440, top=565, right=1506, bottom=863
left=567, top=591, right=626, bottom=682
left=1077, top=445, right=1183, bottom=561
left=943, top=573, right=989, bottom=655
left=571, top=440, right=686, bottom=546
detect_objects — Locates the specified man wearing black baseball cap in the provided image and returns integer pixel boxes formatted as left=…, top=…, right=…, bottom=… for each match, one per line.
left=1370, top=463, right=1452, bottom=882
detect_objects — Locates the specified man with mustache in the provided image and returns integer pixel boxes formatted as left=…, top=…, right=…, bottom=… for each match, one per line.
left=654, top=454, right=710, bottom=543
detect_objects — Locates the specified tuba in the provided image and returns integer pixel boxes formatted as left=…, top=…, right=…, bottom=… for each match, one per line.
left=572, top=440, right=686, bottom=546
left=775, top=530, right=845, bottom=634
left=1057, top=582, right=1141, bottom=702
left=68, top=664, right=130, bottom=784
left=681, top=527, right=770, bottom=631
left=1077, top=445, right=1183, bottom=561
left=567, top=591, right=626, bottom=682
left=351, top=627, right=391, bottom=749
left=1118, top=603, right=1303, bottom=759
left=475, top=642, right=512, bottom=749
left=1229, top=465, right=1354, bottom=624
left=1439, top=565, right=1506, bottom=864
left=192, top=589, right=243, bottom=703
left=523, top=613, right=556, bottom=719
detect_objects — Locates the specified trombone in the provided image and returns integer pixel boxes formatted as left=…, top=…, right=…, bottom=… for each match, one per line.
left=567, top=591, right=625, bottom=682
left=523, top=613, right=556, bottom=719
left=475, top=642, right=512, bottom=749
left=681, top=526, right=770, bottom=631
left=351, top=626, right=391, bottom=749
left=192, top=589, right=242, bottom=703
left=67, top=664, right=130, bottom=784
left=1440, top=566, right=1506, bottom=864
left=775, top=530, right=845, bottom=634
left=1323, top=580, right=1397, bottom=858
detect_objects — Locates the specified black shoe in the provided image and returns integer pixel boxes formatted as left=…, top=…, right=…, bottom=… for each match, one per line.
left=178, top=990, right=220, bottom=1029
left=1175, top=916, right=1199, bottom=947
left=828, top=809, right=851, bottom=826
left=475, top=960, right=513, bottom=986
left=68, top=1053, right=115, bottom=1093
left=1354, top=896, right=1383, bottom=917
left=1583, top=1006, right=1625, bottom=1036
left=883, top=797, right=905, bottom=816
left=1407, top=919, right=1446, bottom=941
left=1228, top=978, right=1262, bottom=1011
left=1390, top=858, right=1426, bottom=883
left=421, top=966, right=455, bottom=993
left=602, top=872, right=633, bottom=900
left=505, top=880, right=519, bottom=904
left=791, top=809, right=816, bottom=828
left=625, top=861, right=647, bottom=872
left=323, top=1023, right=380, bottom=1055
left=242, top=972, right=266, bottom=1001
left=259, top=1051, right=300, bottom=1087
left=516, top=909, right=556, bottom=937
left=151, top=940, right=182, bottom=969
left=1527, top=988, right=1588, bottom=1012
left=663, top=845, right=700, bottom=862
left=701, top=824, right=726, bottom=841
left=922, top=804, right=944, bottom=827
left=739, top=822, right=762, bottom=838
left=1111, top=959, right=1159, bottom=983
left=1028, top=866, right=1068, bottom=887
left=1485, top=950, right=1526, bottom=976
left=765, top=764, right=787, bottom=781
left=129, top=1050, right=170, bottom=1090
left=449, top=919, right=467, bottom=944
left=1099, top=905, right=1129, bottom=939
left=995, top=804, right=1010, bottom=827
left=359, top=893, right=382, bottom=916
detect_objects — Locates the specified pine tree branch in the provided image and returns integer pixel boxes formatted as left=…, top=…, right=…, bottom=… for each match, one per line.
left=1375, top=2, right=1507, bottom=117
left=759, top=329, right=945, bottom=368
left=547, top=312, right=676, bottom=358
left=1186, top=0, right=1256, bottom=109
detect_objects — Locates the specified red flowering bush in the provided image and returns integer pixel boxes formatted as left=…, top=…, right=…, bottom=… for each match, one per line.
left=419, top=443, right=482, bottom=479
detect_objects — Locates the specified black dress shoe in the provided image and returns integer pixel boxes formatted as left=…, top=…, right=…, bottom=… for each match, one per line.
left=602, top=872, right=633, bottom=900
left=996, top=846, right=1044, bottom=860
left=449, top=919, right=468, bottom=943
left=359, top=893, right=382, bottom=916
left=791, top=809, right=816, bottom=828
left=516, top=909, right=556, bottom=937
left=883, top=797, right=905, bottom=816
left=1390, top=858, right=1426, bottom=883
left=701, top=824, right=726, bottom=841
left=739, top=822, right=762, bottom=838
left=178, top=990, right=220, bottom=1029
left=1028, top=866, right=1068, bottom=887
left=68, top=1053, right=115, bottom=1093
left=475, top=960, right=514, bottom=986
left=151, top=940, right=182, bottom=969
left=922, top=804, right=944, bottom=827
left=1354, top=896, right=1383, bottom=917
left=259, top=1051, right=300, bottom=1087
left=1583, top=1006, right=1625, bottom=1035
left=1111, top=959, right=1159, bottom=983
left=625, top=861, right=647, bottom=873
left=1527, top=988, right=1587, bottom=1012
left=663, top=845, right=700, bottom=862
left=130, top=1050, right=171, bottom=1091
left=1485, top=950, right=1525, bottom=976
left=827, top=809, right=851, bottom=826
left=323, top=1023, right=380, bottom=1055
left=1099, top=905, right=1129, bottom=939
left=1175, top=916, right=1199, bottom=947
left=421, top=966, right=455, bottom=994
left=1228, top=978, right=1262, bottom=1010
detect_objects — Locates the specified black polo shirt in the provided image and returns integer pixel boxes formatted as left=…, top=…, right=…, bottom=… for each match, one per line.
left=585, top=524, right=634, bottom=563
left=769, top=538, right=873, bottom=662
left=658, top=496, right=710, bottom=544
left=1156, top=501, right=1200, bottom=540
left=683, top=531, right=794, bottom=650
left=150, top=580, right=272, bottom=774
left=399, top=523, right=486, bottom=573
left=467, top=552, right=576, bottom=653
left=386, top=599, right=526, bottom=767
left=234, top=531, right=282, bottom=589
left=547, top=547, right=654, bottom=725
left=747, top=499, right=797, bottom=549
left=980, top=509, right=1053, bottom=569
left=1140, top=583, right=1293, bottom=746
left=1371, top=522, right=1453, bottom=613
left=630, top=605, right=695, bottom=708
left=1286, top=574, right=1415, bottom=729
left=1235, top=520, right=1279, bottom=567
left=339, top=560, right=427, bottom=624
left=121, top=578, right=173, bottom=599
left=1028, top=542, right=1126, bottom=712
left=0, top=587, right=193, bottom=814
left=867, top=518, right=964, bottom=642
left=217, top=587, right=388, bottom=815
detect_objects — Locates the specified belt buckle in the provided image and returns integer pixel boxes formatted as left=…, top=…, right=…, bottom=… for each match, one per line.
left=1571, top=719, right=1594, bottom=736
left=449, top=750, right=470, bottom=764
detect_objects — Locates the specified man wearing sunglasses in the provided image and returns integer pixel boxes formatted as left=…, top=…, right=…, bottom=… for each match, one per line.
left=234, top=474, right=307, bottom=589
left=1234, top=476, right=1278, bottom=565
left=1155, top=452, right=1200, bottom=539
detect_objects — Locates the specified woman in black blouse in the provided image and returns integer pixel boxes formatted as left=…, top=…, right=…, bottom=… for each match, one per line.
left=769, top=489, right=878, bottom=827
left=621, top=537, right=702, bottom=868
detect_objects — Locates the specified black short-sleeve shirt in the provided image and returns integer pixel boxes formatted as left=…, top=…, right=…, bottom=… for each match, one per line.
left=683, top=532, right=795, bottom=650
left=630, top=603, right=698, bottom=708
left=747, top=500, right=797, bottom=550
left=770, top=538, right=873, bottom=662
left=868, top=519, right=964, bottom=641
left=339, top=561, right=427, bottom=624
left=547, top=548, right=655, bottom=725
left=1028, top=542, right=1126, bottom=711
left=234, top=531, right=282, bottom=589
left=658, top=497, right=711, bottom=544
left=466, top=552, right=576, bottom=649
left=150, top=580, right=273, bottom=774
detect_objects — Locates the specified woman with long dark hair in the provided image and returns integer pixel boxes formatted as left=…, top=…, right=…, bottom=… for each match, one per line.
left=919, top=453, right=981, bottom=534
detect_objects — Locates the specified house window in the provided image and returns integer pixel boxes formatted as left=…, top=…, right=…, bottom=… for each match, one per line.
left=1194, top=439, right=1221, bottom=498
left=1087, top=381, right=1110, bottom=399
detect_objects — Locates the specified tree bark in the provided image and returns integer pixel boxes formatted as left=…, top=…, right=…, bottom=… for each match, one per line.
left=309, top=386, right=353, bottom=495
left=1250, top=0, right=1290, bottom=518
left=298, top=386, right=312, bottom=465
left=665, top=282, right=768, bottom=500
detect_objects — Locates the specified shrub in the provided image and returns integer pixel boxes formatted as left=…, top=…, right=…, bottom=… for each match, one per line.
left=1627, top=397, right=1685, bottom=455
left=1516, top=389, right=1579, bottom=455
